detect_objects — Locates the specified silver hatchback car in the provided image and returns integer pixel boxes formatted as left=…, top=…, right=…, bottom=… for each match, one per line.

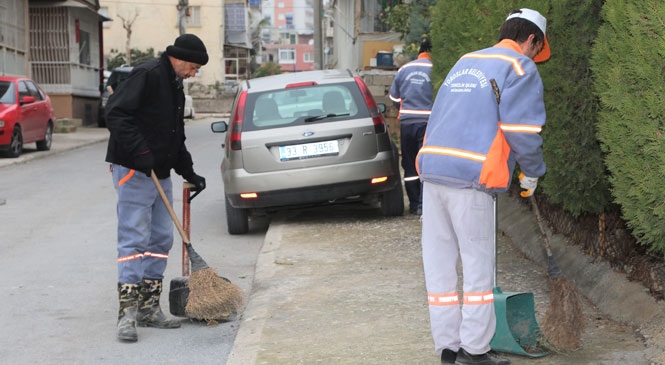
left=211, top=69, right=404, bottom=234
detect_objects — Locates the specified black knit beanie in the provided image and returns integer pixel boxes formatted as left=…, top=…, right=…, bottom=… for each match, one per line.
left=166, top=34, right=209, bottom=65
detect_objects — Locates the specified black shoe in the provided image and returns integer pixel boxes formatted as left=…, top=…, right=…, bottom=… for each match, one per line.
left=410, top=208, right=422, bottom=215
left=441, top=349, right=457, bottom=364
left=454, top=348, right=510, bottom=365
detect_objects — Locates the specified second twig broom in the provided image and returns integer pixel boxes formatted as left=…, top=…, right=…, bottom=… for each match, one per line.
left=528, top=194, right=585, bottom=351
left=151, top=171, right=245, bottom=321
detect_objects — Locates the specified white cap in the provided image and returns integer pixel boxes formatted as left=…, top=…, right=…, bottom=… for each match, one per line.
left=505, top=8, right=550, bottom=62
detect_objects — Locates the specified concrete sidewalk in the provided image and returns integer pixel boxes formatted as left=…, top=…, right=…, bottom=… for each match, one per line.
left=0, top=126, right=109, bottom=169
left=227, top=199, right=665, bottom=365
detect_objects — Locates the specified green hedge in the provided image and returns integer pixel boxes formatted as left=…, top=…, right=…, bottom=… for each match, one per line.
left=591, top=0, right=665, bottom=254
left=429, top=0, right=665, bottom=256
left=540, top=0, right=611, bottom=216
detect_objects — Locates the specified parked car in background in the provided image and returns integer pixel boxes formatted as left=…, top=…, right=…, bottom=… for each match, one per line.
left=98, top=65, right=133, bottom=127
left=0, top=76, right=56, bottom=158
left=211, top=69, right=404, bottom=234
left=184, top=94, right=195, bottom=119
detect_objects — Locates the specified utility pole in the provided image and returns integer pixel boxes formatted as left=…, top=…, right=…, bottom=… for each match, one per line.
left=313, top=0, right=323, bottom=69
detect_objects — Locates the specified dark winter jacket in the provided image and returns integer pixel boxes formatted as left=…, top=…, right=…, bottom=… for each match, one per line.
left=105, top=53, right=194, bottom=179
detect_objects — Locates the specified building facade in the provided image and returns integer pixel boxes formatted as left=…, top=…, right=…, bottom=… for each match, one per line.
left=2, top=0, right=106, bottom=126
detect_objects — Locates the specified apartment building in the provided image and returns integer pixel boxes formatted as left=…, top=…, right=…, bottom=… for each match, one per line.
left=260, top=0, right=316, bottom=72
left=1, top=0, right=106, bottom=126
left=99, top=0, right=254, bottom=88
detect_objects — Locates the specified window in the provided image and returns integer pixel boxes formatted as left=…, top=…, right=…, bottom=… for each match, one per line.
left=278, top=49, right=295, bottom=64
left=244, top=84, right=361, bottom=131
left=25, top=81, right=44, bottom=100
left=280, top=32, right=296, bottom=45
left=175, top=6, right=201, bottom=27
left=224, top=46, right=250, bottom=80
left=79, top=30, right=91, bottom=65
left=18, top=81, right=29, bottom=100
left=303, top=52, right=313, bottom=63
left=0, top=82, right=15, bottom=104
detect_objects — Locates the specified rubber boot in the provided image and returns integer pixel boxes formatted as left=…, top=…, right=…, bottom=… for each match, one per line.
left=137, top=279, right=181, bottom=329
left=117, top=283, right=139, bottom=342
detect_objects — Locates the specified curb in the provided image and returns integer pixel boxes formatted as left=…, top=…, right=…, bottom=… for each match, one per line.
left=497, top=194, right=663, bottom=326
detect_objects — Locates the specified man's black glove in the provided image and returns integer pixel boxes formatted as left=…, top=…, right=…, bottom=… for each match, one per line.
left=134, top=150, right=154, bottom=177
left=186, top=173, right=206, bottom=193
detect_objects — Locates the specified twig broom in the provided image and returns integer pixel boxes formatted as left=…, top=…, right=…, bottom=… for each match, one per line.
left=528, top=194, right=585, bottom=351
left=490, top=78, right=584, bottom=350
left=151, top=171, right=245, bottom=321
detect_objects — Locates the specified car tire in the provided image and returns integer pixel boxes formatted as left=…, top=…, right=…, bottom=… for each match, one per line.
left=225, top=196, right=249, bottom=235
left=6, top=125, right=23, bottom=158
left=36, top=122, right=53, bottom=151
left=381, top=180, right=405, bottom=216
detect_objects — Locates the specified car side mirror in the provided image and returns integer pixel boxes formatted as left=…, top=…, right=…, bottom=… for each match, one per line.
left=377, top=102, right=387, bottom=113
left=210, top=121, right=228, bottom=133
left=20, top=95, right=36, bottom=105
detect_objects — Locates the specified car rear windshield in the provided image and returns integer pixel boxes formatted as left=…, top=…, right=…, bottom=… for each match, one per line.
left=107, top=69, right=133, bottom=90
left=242, top=82, right=369, bottom=131
left=0, top=82, right=15, bottom=104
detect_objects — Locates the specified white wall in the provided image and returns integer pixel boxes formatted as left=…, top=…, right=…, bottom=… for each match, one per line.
left=100, top=0, right=225, bottom=86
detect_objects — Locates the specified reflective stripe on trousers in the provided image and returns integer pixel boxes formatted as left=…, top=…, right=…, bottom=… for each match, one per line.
left=112, top=164, right=174, bottom=284
left=421, top=181, right=496, bottom=355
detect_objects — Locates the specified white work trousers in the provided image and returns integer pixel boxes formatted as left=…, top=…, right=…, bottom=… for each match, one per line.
left=421, top=181, right=496, bottom=356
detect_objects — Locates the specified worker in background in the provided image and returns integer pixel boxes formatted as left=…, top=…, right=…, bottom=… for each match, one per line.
left=105, top=33, right=208, bottom=342
left=416, top=8, right=549, bottom=365
left=389, top=38, right=433, bottom=215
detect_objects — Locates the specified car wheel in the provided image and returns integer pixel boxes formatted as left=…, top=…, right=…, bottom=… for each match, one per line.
left=381, top=181, right=405, bottom=216
left=36, top=122, right=53, bottom=151
left=6, top=125, right=23, bottom=158
left=225, top=196, right=249, bottom=235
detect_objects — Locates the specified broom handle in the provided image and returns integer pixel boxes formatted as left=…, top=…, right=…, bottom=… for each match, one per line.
left=529, top=195, right=554, bottom=257
left=150, top=170, right=191, bottom=245
left=493, top=194, right=497, bottom=287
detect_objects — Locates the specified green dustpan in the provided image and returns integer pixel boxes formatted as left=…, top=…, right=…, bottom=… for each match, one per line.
left=490, top=195, right=549, bottom=357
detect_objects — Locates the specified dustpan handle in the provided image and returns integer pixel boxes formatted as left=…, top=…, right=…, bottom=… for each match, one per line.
left=150, top=170, right=191, bottom=244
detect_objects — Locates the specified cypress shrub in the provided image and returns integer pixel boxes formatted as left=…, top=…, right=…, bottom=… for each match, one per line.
left=591, top=0, right=665, bottom=254
left=540, top=0, right=611, bottom=216
left=431, top=1, right=514, bottom=91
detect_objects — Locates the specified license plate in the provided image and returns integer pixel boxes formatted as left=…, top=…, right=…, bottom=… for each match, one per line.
left=279, top=140, right=339, bottom=161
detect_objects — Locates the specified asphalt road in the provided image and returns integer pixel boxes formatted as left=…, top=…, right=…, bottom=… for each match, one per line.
left=0, top=119, right=266, bottom=364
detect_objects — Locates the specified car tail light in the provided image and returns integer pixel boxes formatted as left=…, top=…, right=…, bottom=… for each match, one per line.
left=354, top=76, right=387, bottom=134
left=240, top=192, right=258, bottom=199
left=230, top=90, right=247, bottom=150
left=371, top=176, right=388, bottom=184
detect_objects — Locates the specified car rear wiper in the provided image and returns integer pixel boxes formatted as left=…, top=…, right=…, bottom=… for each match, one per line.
left=304, top=113, right=350, bottom=123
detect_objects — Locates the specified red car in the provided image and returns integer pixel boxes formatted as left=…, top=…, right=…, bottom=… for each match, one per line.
left=0, top=76, right=56, bottom=157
